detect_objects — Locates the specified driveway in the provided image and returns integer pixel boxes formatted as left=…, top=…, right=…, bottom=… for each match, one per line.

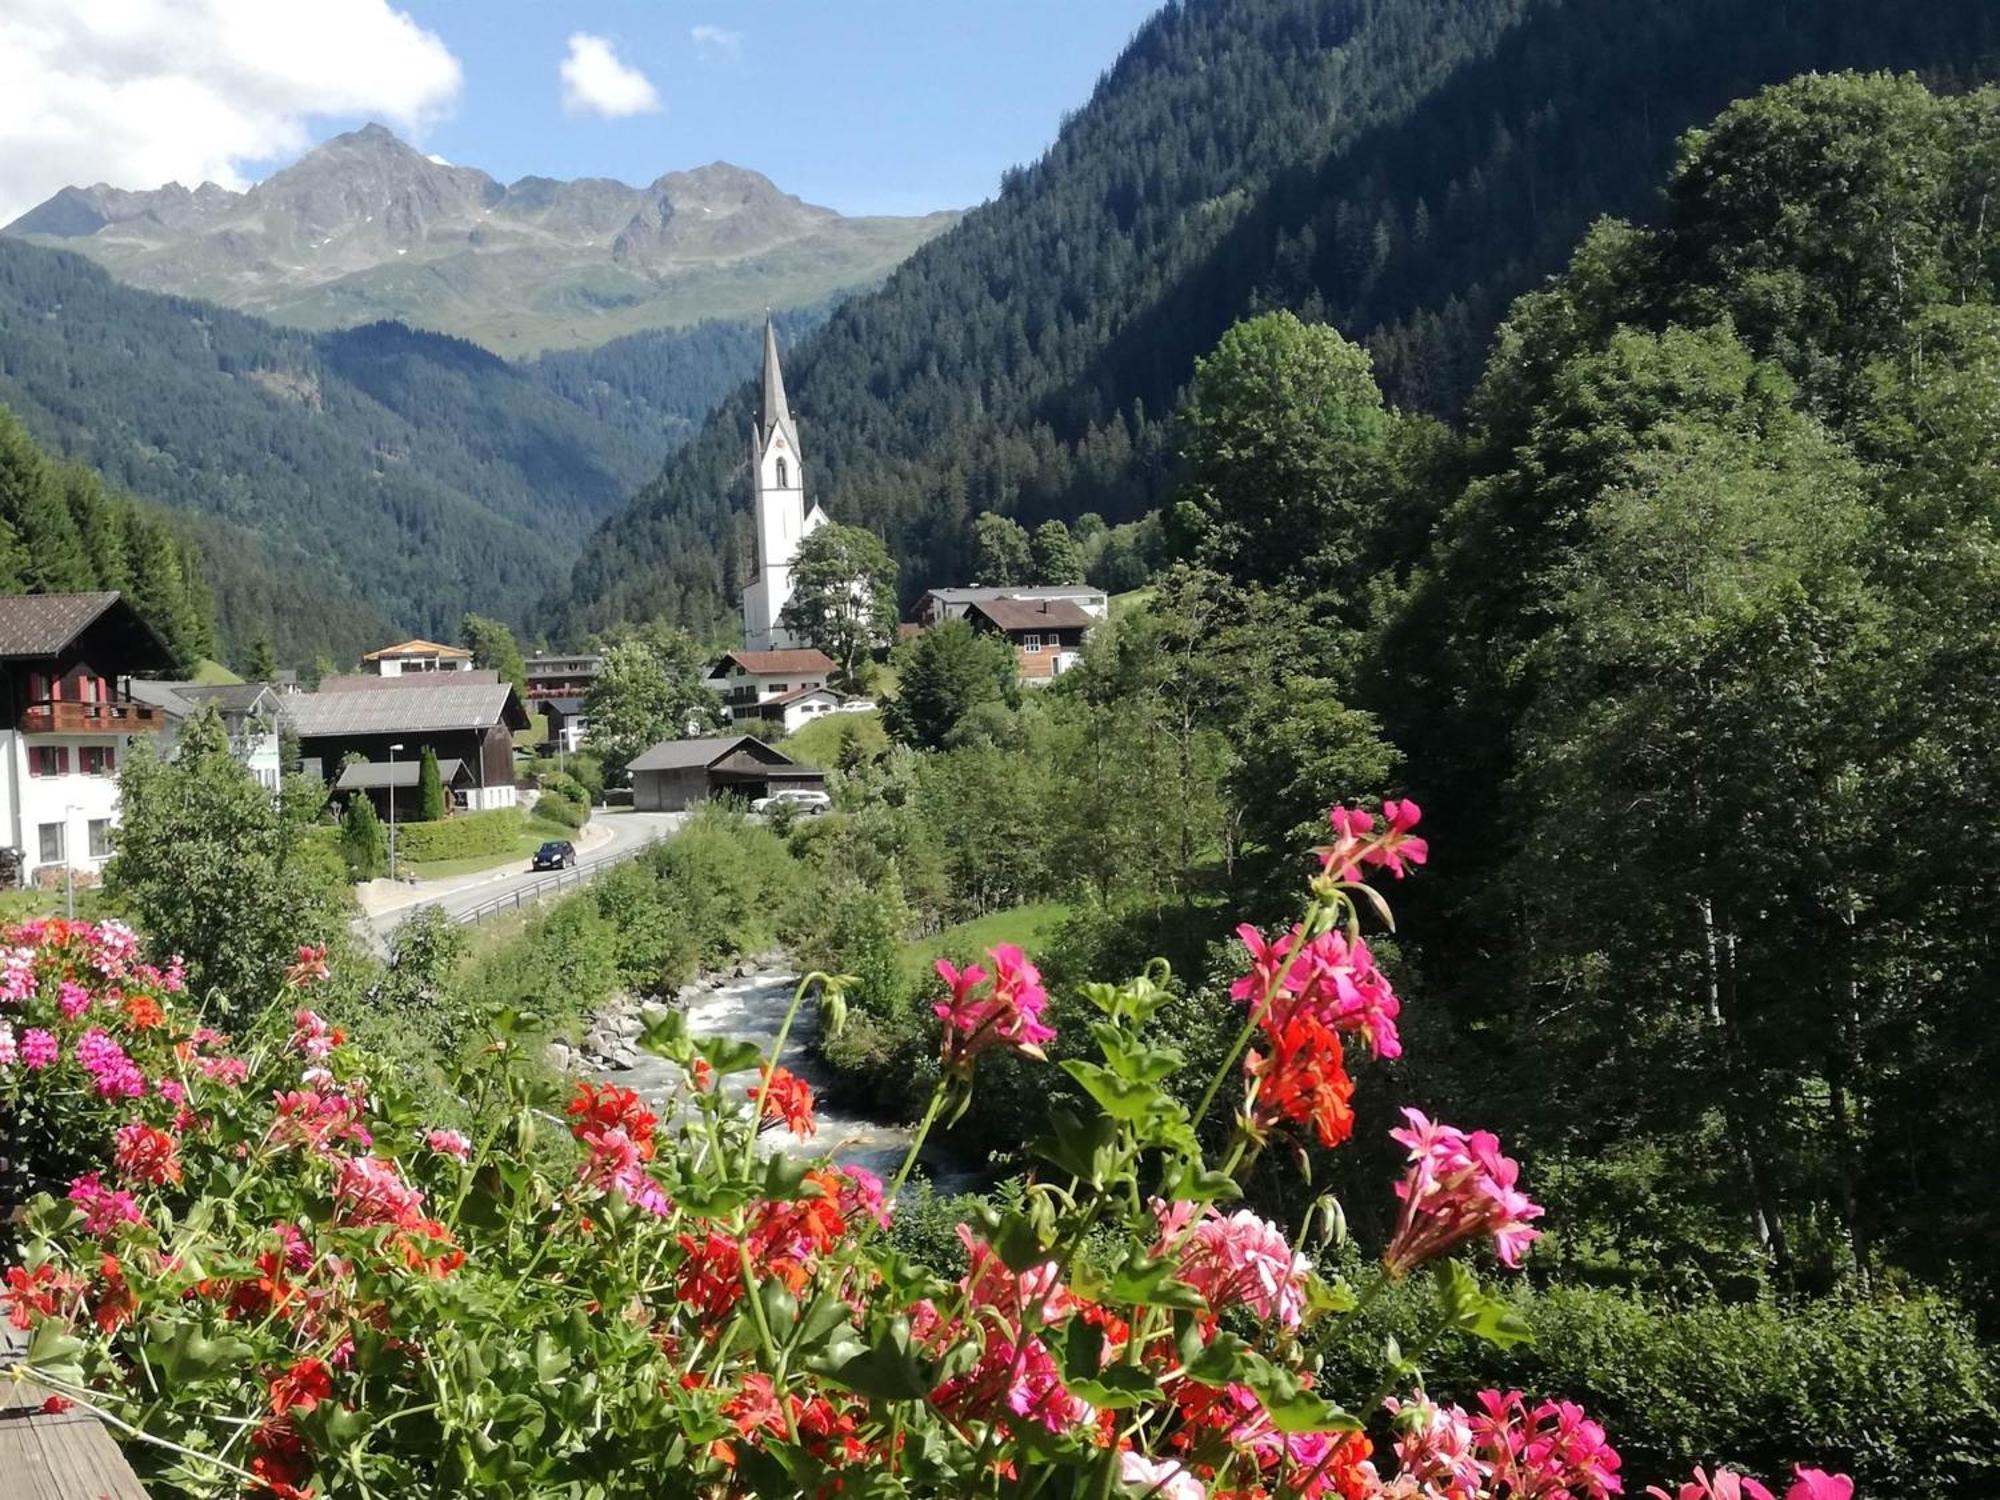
left=360, top=807, right=684, bottom=945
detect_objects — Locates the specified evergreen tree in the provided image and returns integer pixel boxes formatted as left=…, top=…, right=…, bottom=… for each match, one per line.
left=244, top=636, right=279, bottom=682
left=1030, top=520, right=1085, bottom=584
left=884, top=619, right=1017, bottom=751
left=417, top=746, right=447, bottom=823
left=341, top=795, right=388, bottom=881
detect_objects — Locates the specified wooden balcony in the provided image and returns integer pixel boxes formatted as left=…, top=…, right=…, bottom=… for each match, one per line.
left=20, top=700, right=165, bottom=735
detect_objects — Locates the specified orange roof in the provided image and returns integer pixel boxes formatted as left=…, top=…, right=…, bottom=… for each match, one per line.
left=362, top=638, right=473, bottom=661
left=713, top=648, right=835, bottom=676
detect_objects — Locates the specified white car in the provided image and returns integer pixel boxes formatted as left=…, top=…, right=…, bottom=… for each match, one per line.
left=751, top=788, right=831, bottom=816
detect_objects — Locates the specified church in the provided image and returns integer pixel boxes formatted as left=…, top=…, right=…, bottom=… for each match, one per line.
left=741, top=319, right=831, bottom=652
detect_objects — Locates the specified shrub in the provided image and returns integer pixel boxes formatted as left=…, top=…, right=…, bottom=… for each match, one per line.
left=339, top=796, right=387, bottom=880
left=416, top=747, right=446, bottom=823
left=390, top=808, right=523, bottom=863
left=534, top=793, right=588, bottom=830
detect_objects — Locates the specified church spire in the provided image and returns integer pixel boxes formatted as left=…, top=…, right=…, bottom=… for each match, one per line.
left=759, top=315, right=798, bottom=454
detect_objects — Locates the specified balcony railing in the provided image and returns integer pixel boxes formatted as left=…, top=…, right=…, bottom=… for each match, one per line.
left=21, top=700, right=166, bottom=734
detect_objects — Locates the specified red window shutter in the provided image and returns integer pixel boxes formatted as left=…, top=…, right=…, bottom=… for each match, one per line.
left=57, top=747, right=70, bottom=774
left=105, top=746, right=115, bottom=772
left=27, top=751, right=39, bottom=778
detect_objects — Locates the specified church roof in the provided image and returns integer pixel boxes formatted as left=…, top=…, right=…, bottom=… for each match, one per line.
left=758, top=317, right=799, bottom=457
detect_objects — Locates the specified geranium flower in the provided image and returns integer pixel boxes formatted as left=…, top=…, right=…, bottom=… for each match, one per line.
left=68, top=1172, right=143, bottom=1236
left=756, top=1064, right=816, bottom=1138
left=1157, top=1202, right=1311, bottom=1328
left=1118, top=1454, right=1205, bottom=1500
left=1383, top=1110, right=1544, bottom=1276
left=58, top=979, right=92, bottom=1019
left=425, top=1128, right=473, bottom=1160
left=934, top=944, right=1055, bottom=1072
left=113, top=1120, right=184, bottom=1186
left=1648, top=1468, right=1774, bottom=1500
left=567, top=1081, right=657, bottom=1157
left=577, top=1125, right=671, bottom=1216
left=1786, top=1471, right=1853, bottom=1500
left=1389, top=1391, right=1488, bottom=1499
left=285, top=945, right=331, bottom=988
left=288, top=1009, right=340, bottom=1060
left=0, top=1023, right=15, bottom=1068
left=1472, top=1389, right=1622, bottom=1500
left=1245, top=1011, right=1355, bottom=1149
left=269, top=1357, right=333, bottom=1415
left=76, top=1028, right=145, bottom=1098
left=21, top=1027, right=57, bottom=1069
left=4, top=1262, right=86, bottom=1328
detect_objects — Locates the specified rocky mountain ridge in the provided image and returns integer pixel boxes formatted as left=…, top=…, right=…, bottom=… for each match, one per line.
left=5, top=125, right=956, bottom=356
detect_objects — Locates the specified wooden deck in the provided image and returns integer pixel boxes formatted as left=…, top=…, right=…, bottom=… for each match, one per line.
left=0, top=1327, right=146, bottom=1499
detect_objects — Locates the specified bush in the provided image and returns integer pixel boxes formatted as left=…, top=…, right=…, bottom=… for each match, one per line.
left=1316, top=1273, right=2000, bottom=1497
left=339, top=796, right=386, bottom=880
left=391, top=808, right=524, bottom=863
left=535, top=793, right=588, bottom=831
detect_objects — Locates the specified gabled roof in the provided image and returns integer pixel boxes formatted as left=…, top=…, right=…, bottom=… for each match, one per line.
left=0, top=591, right=178, bottom=670
left=128, top=680, right=282, bottom=720
left=361, top=638, right=472, bottom=661
left=627, top=734, right=801, bottom=773
left=761, top=685, right=845, bottom=708
left=965, top=598, right=1096, bottom=632
left=920, top=585, right=1106, bottom=606
left=335, top=757, right=469, bottom=791
left=710, top=648, right=835, bottom=677
left=285, top=681, right=530, bottom=736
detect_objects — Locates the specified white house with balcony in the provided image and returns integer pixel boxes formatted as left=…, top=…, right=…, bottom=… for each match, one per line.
left=0, top=593, right=180, bottom=886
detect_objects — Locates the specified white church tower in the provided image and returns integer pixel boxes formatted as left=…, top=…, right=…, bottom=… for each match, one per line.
left=741, top=318, right=828, bottom=651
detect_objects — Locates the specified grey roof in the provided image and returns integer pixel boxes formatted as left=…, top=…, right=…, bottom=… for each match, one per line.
left=966, top=598, right=1096, bottom=632
left=285, top=681, right=529, bottom=737
left=318, top=669, right=500, bottom=693
left=757, top=317, right=799, bottom=458
left=177, top=682, right=282, bottom=714
left=627, top=734, right=800, bottom=773
left=921, top=586, right=1105, bottom=606
left=335, top=757, right=467, bottom=791
left=127, top=678, right=197, bottom=717
left=0, top=591, right=120, bottom=657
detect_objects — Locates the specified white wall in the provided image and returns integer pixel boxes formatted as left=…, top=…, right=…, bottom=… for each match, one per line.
left=2, top=730, right=128, bottom=880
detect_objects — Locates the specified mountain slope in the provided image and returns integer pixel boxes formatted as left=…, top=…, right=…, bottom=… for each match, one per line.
left=553, top=0, right=2000, bottom=641
left=0, top=238, right=828, bottom=661
left=5, top=125, right=958, bottom=358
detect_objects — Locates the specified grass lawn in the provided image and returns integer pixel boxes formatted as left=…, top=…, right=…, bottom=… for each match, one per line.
left=399, top=817, right=583, bottom=881
left=188, top=658, right=245, bottom=685
left=899, top=902, right=1076, bottom=983
left=1109, top=587, right=1156, bottom=618
left=782, top=710, right=887, bottom=767
left=0, top=886, right=114, bottom=923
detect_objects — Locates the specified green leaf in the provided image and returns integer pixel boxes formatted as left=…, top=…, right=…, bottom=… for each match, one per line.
left=532, top=1331, right=571, bottom=1387
left=146, top=1321, right=254, bottom=1385
left=1181, top=1331, right=1257, bottom=1387
left=1248, top=1368, right=1363, bottom=1434
left=1065, top=1364, right=1159, bottom=1410
left=1059, top=1059, right=1164, bottom=1121
left=694, top=1035, right=766, bottom=1077
left=1108, top=1252, right=1208, bottom=1311
left=1030, top=1106, right=1116, bottom=1184
left=25, top=1319, right=87, bottom=1388
left=638, top=1010, right=692, bottom=1062
left=1434, top=1260, right=1534, bottom=1349
left=821, top=1335, right=930, bottom=1402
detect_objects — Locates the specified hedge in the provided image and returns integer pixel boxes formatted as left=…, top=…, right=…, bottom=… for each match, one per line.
left=390, top=808, right=526, bottom=863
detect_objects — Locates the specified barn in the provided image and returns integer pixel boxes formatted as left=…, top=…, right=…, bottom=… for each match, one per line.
left=626, top=735, right=825, bottom=812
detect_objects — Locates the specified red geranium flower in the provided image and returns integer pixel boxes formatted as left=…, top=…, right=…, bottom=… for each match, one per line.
left=268, top=1357, right=333, bottom=1415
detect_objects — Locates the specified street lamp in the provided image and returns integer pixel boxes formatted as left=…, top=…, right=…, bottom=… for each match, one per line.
left=387, top=743, right=405, bottom=879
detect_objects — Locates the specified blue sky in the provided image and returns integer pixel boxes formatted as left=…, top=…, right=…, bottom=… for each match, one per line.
left=378, top=2, right=1161, bottom=216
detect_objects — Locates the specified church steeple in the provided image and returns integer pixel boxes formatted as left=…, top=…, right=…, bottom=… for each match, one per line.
left=758, top=315, right=798, bottom=456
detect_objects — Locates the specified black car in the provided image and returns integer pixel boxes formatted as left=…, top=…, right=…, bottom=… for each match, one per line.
left=531, top=840, right=577, bottom=871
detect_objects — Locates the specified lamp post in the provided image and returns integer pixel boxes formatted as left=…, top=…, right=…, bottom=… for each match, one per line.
left=387, top=743, right=405, bottom=879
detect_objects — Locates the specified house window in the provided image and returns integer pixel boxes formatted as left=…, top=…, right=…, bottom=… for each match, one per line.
left=28, top=746, right=65, bottom=777
left=38, top=822, right=64, bottom=865
left=80, top=745, right=115, bottom=776
left=1023, top=633, right=1042, bottom=653
left=88, top=819, right=112, bottom=859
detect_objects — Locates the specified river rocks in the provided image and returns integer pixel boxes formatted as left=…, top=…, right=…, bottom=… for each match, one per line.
left=544, top=1040, right=576, bottom=1073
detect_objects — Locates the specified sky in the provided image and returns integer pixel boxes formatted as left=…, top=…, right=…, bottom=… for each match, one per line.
left=0, top=0, right=1164, bottom=225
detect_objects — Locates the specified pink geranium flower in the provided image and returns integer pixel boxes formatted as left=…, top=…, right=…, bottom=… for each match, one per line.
left=1786, top=1470, right=1853, bottom=1500
left=1647, top=1467, right=1775, bottom=1500
left=1384, top=1109, right=1543, bottom=1275
left=20, top=1027, right=57, bottom=1069
left=934, top=944, right=1055, bottom=1071
left=68, top=1172, right=143, bottom=1236
left=425, top=1129, right=473, bottom=1161
left=1474, top=1389, right=1623, bottom=1499
left=1118, top=1454, right=1205, bottom=1500
left=1156, top=1201, right=1311, bottom=1328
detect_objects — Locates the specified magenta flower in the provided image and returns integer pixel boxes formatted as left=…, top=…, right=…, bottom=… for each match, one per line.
left=1786, top=1471, right=1853, bottom=1500
left=1316, top=799, right=1430, bottom=883
left=68, top=1171, right=143, bottom=1236
left=834, top=1164, right=890, bottom=1229
left=76, top=1027, right=145, bottom=1099
left=1389, top=1390, right=1489, bottom=1498
left=57, top=979, right=92, bottom=1019
left=425, top=1128, right=473, bottom=1161
left=1383, top=1109, right=1543, bottom=1276
left=20, top=1027, right=57, bottom=1069
left=1230, top=922, right=1302, bottom=1007
left=1647, top=1468, right=1775, bottom=1500
left=289, top=1009, right=337, bottom=1060
left=934, top=944, right=1055, bottom=1071
left=1376, top=797, right=1430, bottom=878
left=1473, top=1389, right=1623, bottom=1500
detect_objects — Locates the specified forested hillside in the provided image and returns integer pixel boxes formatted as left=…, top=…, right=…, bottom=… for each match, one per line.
left=555, top=0, right=2000, bottom=640
left=0, top=406, right=218, bottom=663
left=0, top=240, right=826, bottom=662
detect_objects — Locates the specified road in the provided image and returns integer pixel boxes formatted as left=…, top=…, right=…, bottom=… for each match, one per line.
left=362, top=807, right=684, bottom=945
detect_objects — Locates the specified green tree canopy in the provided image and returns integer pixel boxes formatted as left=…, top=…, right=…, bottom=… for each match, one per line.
left=583, top=633, right=727, bottom=781
left=776, top=521, right=899, bottom=690
left=971, top=512, right=1033, bottom=586
left=461, top=612, right=528, bottom=699
left=883, top=619, right=1017, bottom=752
left=1031, top=519, right=1085, bottom=584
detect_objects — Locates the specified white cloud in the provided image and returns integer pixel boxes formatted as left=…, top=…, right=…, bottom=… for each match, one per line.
left=0, top=0, right=461, bottom=224
left=559, top=33, right=661, bottom=119
left=691, top=24, right=743, bottom=65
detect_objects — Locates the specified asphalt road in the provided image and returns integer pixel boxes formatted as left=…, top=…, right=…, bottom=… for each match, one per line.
left=363, top=807, right=684, bottom=944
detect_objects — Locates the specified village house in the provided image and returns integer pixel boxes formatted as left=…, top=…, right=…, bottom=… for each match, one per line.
left=128, top=681, right=290, bottom=790
left=0, top=593, right=178, bottom=886
left=963, top=597, right=1094, bottom=682
left=626, top=735, right=825, bottom=812
left=912, top=584, right=1108, bottom=630
left=360, top=638, right=475, bottom=676
left=705, top=647, right=832, bottom=716
left=285, top=678, right=530, bottom=814
left=524, top=652, right=602, bottom=701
